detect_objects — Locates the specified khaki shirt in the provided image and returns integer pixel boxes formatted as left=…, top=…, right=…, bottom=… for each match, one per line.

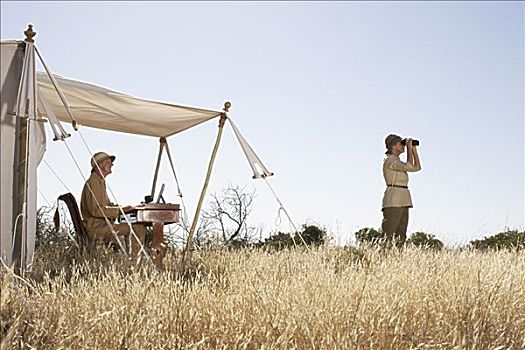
left=80, top=171, right=120, bottom=234
left=382, top=154, right=421, bottom=208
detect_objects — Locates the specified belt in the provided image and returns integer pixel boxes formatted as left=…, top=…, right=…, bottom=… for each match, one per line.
left=387, top=184, right=408, bottom=189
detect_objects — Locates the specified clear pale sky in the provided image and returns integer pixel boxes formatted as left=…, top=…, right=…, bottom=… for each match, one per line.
left=1, top=1, right=523, bottom=246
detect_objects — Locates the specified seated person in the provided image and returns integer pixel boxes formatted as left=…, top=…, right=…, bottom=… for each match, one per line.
left=80, top=151, right=146, bottom=256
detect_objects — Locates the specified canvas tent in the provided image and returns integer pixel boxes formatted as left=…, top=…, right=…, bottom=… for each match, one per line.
left=1, top=26, right=276, bottom=272
left=0, top=40, right=46, bottom=270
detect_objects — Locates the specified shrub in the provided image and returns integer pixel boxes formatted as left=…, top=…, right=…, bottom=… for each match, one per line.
left=354, top=227, right=383, bottom=245
left=259, top=224, right=327, bottom=250
left=470, top=229, right=525, bottom=251
left=407, top=232, right=444, bottom=250
left=300, top=225, right=328, bottom=246
left=36, top=205, right=74, bottom=249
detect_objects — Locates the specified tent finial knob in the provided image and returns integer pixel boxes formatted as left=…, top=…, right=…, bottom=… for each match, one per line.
left=223, top=101, right=231, bottom=112
left=24, top=24, right=36, bottom=43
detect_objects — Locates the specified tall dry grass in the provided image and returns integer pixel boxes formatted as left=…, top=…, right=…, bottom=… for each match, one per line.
left=1, top=245, right=524, bottom=349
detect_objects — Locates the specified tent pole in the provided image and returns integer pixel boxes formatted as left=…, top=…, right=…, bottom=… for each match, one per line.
left=150, top=137, right=166, bottom=199
left=182, top=102, right=230, bottom=269
left=13, top=26, right=37, bottom=275
left=14, top=108, right=28, bottom=274
left=13, top=24, right=36, bottom=277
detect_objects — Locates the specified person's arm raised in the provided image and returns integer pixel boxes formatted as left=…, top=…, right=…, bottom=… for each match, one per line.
left=408, top=139, right=421, bottom=171
left=407, top=138, right=414, bottom=166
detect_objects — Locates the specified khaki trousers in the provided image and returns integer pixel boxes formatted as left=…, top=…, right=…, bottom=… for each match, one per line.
left=381, top=207, right=409, bottom=247
left=89, top=223, right=147, bottom=256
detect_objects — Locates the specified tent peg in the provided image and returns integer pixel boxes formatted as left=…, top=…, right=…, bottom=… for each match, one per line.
left=24, top=24, right=36, bottom=42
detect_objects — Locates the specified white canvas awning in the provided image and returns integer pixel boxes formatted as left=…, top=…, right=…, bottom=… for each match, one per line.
left=37, top=72, right=223, bottom=138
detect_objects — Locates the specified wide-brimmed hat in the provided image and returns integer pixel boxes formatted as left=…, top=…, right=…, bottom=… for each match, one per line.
left=91, top=151, right=115, bottom=169
left=385, top=134, right=402, bottom=154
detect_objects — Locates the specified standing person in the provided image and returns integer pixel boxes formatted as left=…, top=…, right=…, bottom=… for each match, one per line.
left=80, top=151, right=146, bottom=256
left=381, top=134, right=421, bottom=247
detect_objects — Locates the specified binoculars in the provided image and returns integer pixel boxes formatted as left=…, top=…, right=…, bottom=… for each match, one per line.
left=401, top=138, right=420, bottom=146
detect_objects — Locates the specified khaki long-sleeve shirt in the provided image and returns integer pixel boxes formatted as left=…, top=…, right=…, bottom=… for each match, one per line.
left=80, top=171, right=120, bottom=234
left=382, top=154, right=421, bottom=208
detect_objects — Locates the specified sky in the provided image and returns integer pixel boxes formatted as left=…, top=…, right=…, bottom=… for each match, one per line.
left=1, top=1, right=523, bottom=246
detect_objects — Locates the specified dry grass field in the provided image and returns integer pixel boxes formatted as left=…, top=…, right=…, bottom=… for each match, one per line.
left=1, top=245, right=524, bottom=349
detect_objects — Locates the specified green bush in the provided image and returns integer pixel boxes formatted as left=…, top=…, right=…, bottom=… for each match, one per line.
left=36, top=206, right=70, bottom=249
left=259, top=224, right=327, bottom=250
left=470, top=229, right=525, bottom=251
left=406, top=232, right=444, bottom=250
left=259, top=232, right=295, bottom=249
left=354, top=227, right=383, bottom=245
left=300, top=225, right=328, bottom=246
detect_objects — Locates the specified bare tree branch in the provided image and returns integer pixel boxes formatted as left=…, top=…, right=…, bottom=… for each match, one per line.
left=203, top=184, right=258, bottom=244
